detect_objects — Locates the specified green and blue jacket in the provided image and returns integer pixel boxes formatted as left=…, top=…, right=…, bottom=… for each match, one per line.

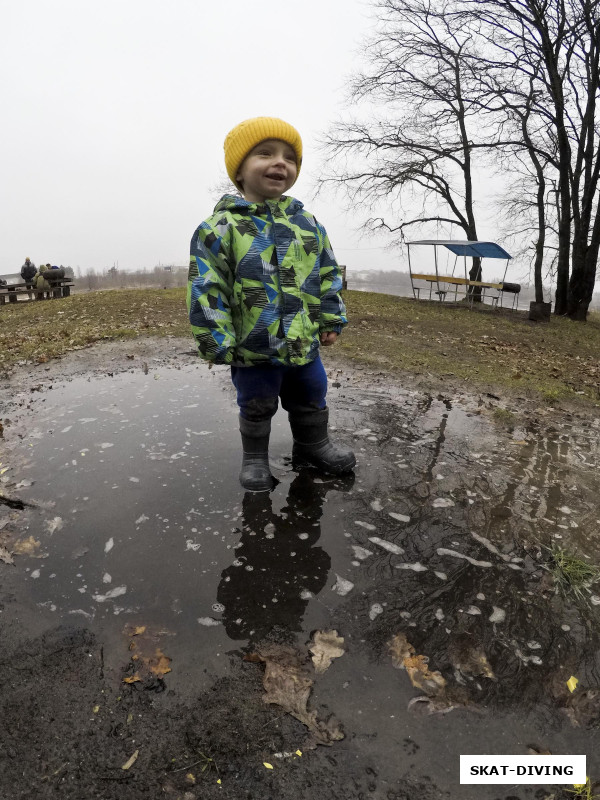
left=187, top=194, right=347, bottom=367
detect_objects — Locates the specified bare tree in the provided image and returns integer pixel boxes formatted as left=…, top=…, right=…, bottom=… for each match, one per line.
left=320, top=0, right=494, bottom=290
left=462, top=0, right=600, bottom=319
left=466, top=57, right=559, bottom=306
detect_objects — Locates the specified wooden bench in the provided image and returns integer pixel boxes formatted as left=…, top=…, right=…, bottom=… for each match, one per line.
left=0, top=278, right=74, bottom=305
left=410, top=273, right=520, bottom=308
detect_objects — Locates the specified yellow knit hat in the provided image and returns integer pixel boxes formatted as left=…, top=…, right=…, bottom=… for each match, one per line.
left=224, top=117, right=302, bottom=190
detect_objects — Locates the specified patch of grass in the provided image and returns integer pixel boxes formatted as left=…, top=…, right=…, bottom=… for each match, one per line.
left=566, top=777, right=597, bottom=799
left=539, top=387, right=563, bottom=404
left=1, top=288, right=599, bottom=408
left=546, top=543, right=600, bottom=604
left=339, top=291, right=600, bottom=407
left=492, top=407, right=516, bottom=425
left=0, top=289, right=191, bottom=373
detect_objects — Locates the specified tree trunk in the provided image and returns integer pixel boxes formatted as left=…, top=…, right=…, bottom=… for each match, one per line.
left=468, top=257, right=483, bottom=302
left=533, top=171, right=546, bottom=304
left=567, top=244, right=597, bottom=320
left=553, top=180, right=571, bottom=315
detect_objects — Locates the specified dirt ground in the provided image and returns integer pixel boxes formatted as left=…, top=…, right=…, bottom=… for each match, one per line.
left=1, top=336, right=598, bottom=800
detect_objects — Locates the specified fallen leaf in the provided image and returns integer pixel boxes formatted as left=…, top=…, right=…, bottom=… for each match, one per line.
left=123, top=675, right=141, bottom=684
left=388, top=632, right=415, bottom=667
left=121, top=749, right=139, bottom=770
left=149, top=648, right=172, bottom=676
left=246, top=644, right=344, bottom=747
left=389, top=633, right=454, bottom=703
left=11, top=536, right=41, bottom=556
left=263, top=762, right=274, bottom=770
left=309, top=630, right=345, bottom=673
left=407, top=692, right=468, bottom=715
left=447, top=636, right=496, bottom=681
left=403, top=654, right=447, bottom=693
left=567, top=676, right=579, bottom=693
left=0, top=546, right=14, bottom=565
left=527, top=744, right=552, bottom=755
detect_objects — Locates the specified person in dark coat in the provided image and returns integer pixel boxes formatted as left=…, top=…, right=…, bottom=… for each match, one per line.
left=20, top=258, right=37, bottom=299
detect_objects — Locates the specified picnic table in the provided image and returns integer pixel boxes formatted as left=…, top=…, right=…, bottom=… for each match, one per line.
left=0, top=275, right=74, bottom=305
left=407, top=240, right=521, bottom=310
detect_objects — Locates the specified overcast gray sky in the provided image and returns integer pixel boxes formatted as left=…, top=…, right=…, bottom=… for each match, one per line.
left=2, top=0, right=524, bottom=282
left=2, top=0, right=394, bottom=273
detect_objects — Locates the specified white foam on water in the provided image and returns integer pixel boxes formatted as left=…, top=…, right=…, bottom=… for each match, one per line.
left=368, top=537, right=404, bottom=555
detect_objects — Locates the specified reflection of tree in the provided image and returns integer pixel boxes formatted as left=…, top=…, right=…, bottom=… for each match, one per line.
left=217, top=474, right=353, bottom=642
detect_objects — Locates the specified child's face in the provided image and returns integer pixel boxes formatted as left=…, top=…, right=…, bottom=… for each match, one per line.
left=236, top=138, right=298, bottom=203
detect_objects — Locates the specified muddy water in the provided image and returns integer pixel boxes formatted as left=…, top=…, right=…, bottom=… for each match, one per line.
left=2, top=361, right=600, bottom=798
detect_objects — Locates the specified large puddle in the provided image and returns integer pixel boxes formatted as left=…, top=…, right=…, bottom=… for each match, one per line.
left=2, top=360, right=599, bottom=796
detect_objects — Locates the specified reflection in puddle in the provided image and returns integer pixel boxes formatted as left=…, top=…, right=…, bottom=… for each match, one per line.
left=3, top=365, right=600, bottom=770
left=217, top=472, right=354, bottom=640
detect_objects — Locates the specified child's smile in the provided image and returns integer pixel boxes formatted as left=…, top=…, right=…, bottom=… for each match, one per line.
left=236, top=138, right=298, bottom=203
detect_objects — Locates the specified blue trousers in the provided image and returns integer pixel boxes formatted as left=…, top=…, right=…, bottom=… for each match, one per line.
left=231, top=356, right=328, bottom=421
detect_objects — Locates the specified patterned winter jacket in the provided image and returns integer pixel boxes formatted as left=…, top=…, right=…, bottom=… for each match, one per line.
left=187, top=194, right=347, bottom=367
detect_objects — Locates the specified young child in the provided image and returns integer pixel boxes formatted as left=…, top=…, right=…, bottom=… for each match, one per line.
left=187, top=116, right=355, bottom=491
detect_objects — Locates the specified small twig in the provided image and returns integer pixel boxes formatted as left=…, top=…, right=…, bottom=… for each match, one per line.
left=171, top=758, right=207, bottom=774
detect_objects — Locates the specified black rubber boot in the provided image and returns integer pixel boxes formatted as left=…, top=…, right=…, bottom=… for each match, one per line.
left=289, top=407, right=356, bottom=475
left=239, top=416, right=274, bottom=492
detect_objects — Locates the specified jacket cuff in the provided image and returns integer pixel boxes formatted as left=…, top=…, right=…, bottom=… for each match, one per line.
left=320, top=323, right=343, bottom=334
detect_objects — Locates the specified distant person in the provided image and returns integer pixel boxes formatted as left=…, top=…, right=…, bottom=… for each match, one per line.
left=20, top=257, right=37, bottom=300
left=34, top=264, right=52, bottom=300
left=187, top=117, right=355, bottom=491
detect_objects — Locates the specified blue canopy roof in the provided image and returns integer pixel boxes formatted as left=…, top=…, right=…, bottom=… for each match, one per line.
left=408, top=240, right=512, bottom=259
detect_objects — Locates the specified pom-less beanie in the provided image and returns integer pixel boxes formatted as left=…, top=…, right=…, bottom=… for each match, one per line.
left=224, top=117, right=302, bottom=190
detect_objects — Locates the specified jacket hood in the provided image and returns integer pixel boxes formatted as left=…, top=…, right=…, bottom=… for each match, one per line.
left=213, top=194, right=305, bottom=216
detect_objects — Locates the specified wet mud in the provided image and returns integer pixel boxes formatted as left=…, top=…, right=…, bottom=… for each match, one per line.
left=0, top=338, right=599, bottom=799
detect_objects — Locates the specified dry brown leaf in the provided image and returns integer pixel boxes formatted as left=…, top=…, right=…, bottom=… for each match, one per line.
left=389, top=633, right=446, bottom=693
left=309, top=630, right=345, bottom=674
left=407, top=691, right=469, bottom=715
left=248, top=644, right=344, bottom=747
left=122, top=626, right=173, bottom=683
left=12, top=536, right=41, bottom=556
left=527, top=744, right=552, bottom=755
left=149, top=648, right=172, bottom=676
left=403, top=654, right=447, bottom=693
left=123, top=623, right=147, bottom=637
left=121, top=749, right=139, bottom=770
left=0, top=546, right=14, bottom=565
left=447, top=637, right=496, bottom=681
left=388, top=632, right=415, bottom=667
left=123, top=675, right=141, bottom=684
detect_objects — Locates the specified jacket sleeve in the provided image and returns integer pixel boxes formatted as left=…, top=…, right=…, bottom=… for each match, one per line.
left=186, top=217, right=237, bottom=365
left=318, top=226, right=348, bottom=334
